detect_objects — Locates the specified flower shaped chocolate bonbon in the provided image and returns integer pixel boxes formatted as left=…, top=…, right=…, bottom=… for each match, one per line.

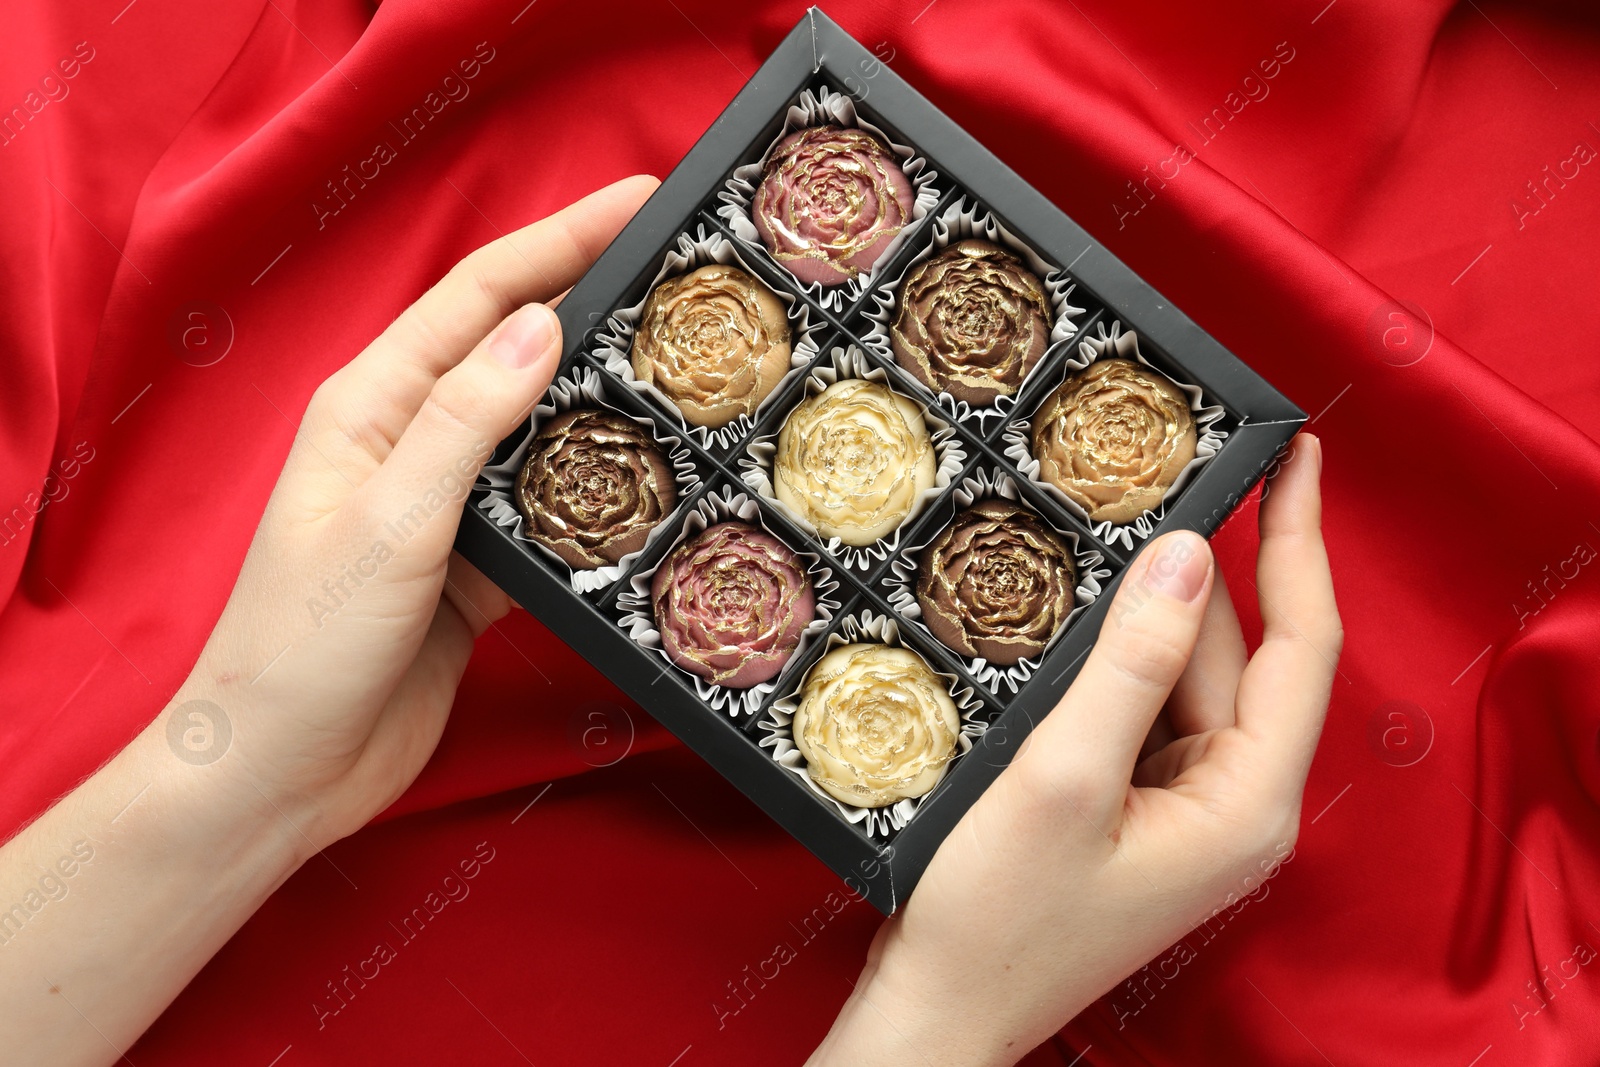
left=630, top=264, right=792, bottom=429
left=1030, top=358, right=1197, bottom=524
left=773, top=378, right=936, bottom=546
left=753, top=124, right=915, bottom=287
left=890, top=238, right=1052, bottom=406
left=791, top=642, right=960, bottom=808
left=515, top=408, right=677, bottom=569
left=916, top=500, right=1077, bottom=666
left=651, top=522, right=815, bottom=689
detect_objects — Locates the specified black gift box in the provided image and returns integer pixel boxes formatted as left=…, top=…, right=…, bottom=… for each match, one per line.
left=455, top=8, right=1305, bottom=915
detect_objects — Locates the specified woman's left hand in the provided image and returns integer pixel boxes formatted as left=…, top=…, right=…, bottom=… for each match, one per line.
left=187, top=174, right=658, bottom=848
left=0, top=176, right=656, bottom=1067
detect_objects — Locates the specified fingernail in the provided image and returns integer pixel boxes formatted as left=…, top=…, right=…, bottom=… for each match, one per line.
left=490, top=304, right=557, bottom=369
left=1308, top=433, right=1324, bottom=477
left=1142, top=531, right=1210, bottom=603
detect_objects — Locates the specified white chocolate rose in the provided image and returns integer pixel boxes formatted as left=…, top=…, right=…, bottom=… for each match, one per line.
left=791, top=643, right=961, bottom=808
left=773, top=378, right=937, bottom=546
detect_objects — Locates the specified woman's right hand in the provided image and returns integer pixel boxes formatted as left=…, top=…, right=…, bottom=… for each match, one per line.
left=814, top=433, right=1340, bottom=1066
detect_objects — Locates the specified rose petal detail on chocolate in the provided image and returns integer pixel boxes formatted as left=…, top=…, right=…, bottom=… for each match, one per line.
left=650, top=521, right=815, bottom=689
left=773, top=378, right=937, bottom=546
left=1029, top=358, right=1198, bottom=524
left=915, top=500, right=1077, bottom=665
left=890, top=239, right=1052, bottom=406
left=630, top=264, right=792, bottom=429
left=791, top=642, right=960, bottom=807
left=515, top=408, right=678, bottom=569
left=752, top=125, right=915, bottom=287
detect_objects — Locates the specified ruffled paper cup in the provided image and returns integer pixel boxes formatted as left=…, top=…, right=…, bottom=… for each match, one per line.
left=861, top=197, right=1088, bottom=434
left=1001, top=321, right=1228, bottom=551
left=475, top=367, right=702, bottom=594
left=717, top=85, right=942, bottom=312
left=615, top=486, right=841, bottom=718
left=593, top=226, right=822, bottom=453
left=759, top=610, right=986, bottom=838
left=885, top=467, right=1110, bottom=694
left=741, top=345, right=967, bottom=571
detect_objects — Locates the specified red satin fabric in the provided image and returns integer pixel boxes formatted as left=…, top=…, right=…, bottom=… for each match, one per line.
left=4, top=1, right=1599, bottom=1063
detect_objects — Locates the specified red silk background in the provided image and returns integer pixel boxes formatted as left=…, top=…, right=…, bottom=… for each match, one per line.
left=4, top=0, right=1600, bottom=1063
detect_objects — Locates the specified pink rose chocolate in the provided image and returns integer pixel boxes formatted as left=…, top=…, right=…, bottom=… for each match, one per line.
left=651, top=521, right=816, bottom=689
left=752, top=125, right=915, bottom=287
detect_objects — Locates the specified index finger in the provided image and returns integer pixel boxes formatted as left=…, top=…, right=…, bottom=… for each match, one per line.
left=377, top=174, right=660, bottom=379
left=1233, top=434, right=1342, bottom=797
left=1015, top=530, right=1215, bottom=827
left=302, top=175, right=660, bottom=475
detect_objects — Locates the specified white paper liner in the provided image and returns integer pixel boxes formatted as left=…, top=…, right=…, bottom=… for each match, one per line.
left=593, top=226, right=822, bottom=452
left=475, top=367, right=702, bottom=594
left=716, top=85, right=942, bottom=313
left=740, top=345, right=967, bottom=571
left=860, top=197, right=1089, bottom=434
left=885, top=467, right=1111, bottom=694
left=1001, top=321, right=1228, bottom=551
left=758, top=610, right=987, bottom=838
left=615, top=486, right=842, bottom=718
